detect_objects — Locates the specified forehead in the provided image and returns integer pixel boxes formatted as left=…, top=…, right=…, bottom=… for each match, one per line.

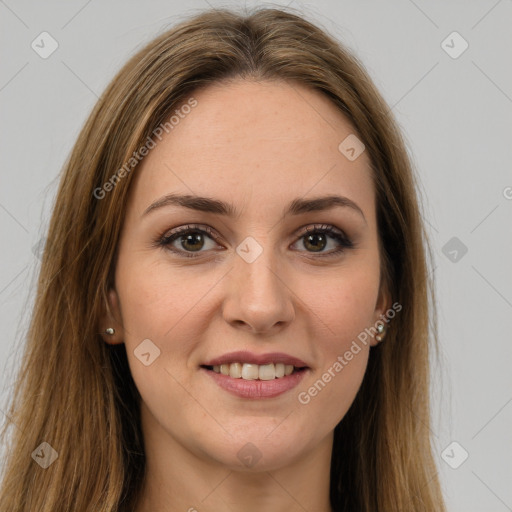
left=130, top=79, right=375, bottom=223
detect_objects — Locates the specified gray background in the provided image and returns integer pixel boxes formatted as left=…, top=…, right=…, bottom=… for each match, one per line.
left=1, top=0, right=511, bottom=510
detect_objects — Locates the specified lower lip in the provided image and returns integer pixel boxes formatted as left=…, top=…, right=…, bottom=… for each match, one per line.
left=201, top=367, right=308, bottom=399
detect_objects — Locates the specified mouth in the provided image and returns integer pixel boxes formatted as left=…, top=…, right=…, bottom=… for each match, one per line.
left=200, top=362, right=308, bottom=381
left=199, top=351, right=310, bottom=399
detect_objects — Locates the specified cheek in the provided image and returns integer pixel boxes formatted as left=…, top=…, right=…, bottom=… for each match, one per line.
left=115, top=258, right=204, bottom=430
left=116, top=254, right=215, bottom=340
left=294, top=264, right=379, bottom=416
left=309, top=262, right=381, bottom=348
left=114, top=255, right=219, bottom=398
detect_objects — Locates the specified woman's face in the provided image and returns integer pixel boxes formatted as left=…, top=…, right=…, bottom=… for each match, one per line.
left=105, top=79, right=388, bottom=471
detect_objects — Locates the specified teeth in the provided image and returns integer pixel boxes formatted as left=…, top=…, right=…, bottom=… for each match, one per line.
left=241, top=363, right=259, bottom=380
left=229, top=362, right=242, bottom=378
left=258, top=363, right=275, bottom=381
left=210, top=362, right=301, bottom=380
left=275, top=363, right=285, bottom=378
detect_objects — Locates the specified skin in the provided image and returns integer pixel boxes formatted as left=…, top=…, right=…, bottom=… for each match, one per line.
left=101, top=79, right=389, bottom=512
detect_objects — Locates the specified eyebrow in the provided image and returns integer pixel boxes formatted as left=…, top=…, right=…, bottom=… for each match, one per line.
left=143, top=193, right=366, bottom=223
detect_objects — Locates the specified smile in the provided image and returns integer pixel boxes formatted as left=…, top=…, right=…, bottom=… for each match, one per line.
left=205, top=362, right=299, bottom=380
left=200, top=364, right=309, bottom=399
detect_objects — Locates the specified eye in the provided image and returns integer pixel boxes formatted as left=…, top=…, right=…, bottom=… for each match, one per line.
left=156, top=223, right=353, bottom=258
left=157, top=224, right=220, bottom=257
left=291, top=224, right=354, bottom=257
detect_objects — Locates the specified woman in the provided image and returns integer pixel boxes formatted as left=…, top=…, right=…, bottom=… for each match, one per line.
left=0, top=6, right=446, bottom=511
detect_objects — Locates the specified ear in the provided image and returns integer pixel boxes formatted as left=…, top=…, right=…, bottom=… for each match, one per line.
left=99, top=288, right=125, bottom=345
left=369, top=282, right=391, bottom=347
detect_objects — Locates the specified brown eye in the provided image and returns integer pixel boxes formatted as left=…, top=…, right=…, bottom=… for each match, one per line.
left=158, top=223, right=353, bottom=259
left=159, top=225, right=220, bottom=257
left=302, top=232, right=328, bottom=252
left=293, top=224, right=354, bottom=257
left=178, top=232, right=206, bottom=252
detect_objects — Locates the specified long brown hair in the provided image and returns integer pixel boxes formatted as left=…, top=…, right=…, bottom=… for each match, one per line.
left=0, top=6, right=445, bottom=511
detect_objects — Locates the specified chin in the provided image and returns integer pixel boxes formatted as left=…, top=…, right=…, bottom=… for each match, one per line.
left=199, top=424, right=311, bottom=472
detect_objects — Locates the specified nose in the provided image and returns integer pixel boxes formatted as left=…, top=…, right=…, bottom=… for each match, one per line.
left=221, top=247, right=295, bottom=335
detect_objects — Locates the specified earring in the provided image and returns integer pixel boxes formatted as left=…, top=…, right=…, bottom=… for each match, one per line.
left=375, top=323, right=386, bottom=342
left=105, top=327, right=115, bottom=335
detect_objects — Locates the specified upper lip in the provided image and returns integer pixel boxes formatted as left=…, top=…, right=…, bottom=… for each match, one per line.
left=202, top=350, right=309, bottom=368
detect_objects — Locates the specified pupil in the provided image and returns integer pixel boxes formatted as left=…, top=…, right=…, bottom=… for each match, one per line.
left=305, top=233, right=326, bottom=252
left=182, top=233, right=203, bottom=251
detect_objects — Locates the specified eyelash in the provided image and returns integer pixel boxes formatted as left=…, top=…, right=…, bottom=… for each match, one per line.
left=156, top=223, right=354, bottom=259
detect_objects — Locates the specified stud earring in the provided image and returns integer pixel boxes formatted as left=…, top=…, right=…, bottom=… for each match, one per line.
left=375, top=323, right=387, bottom=342
left=105, top=327, right=115, bottom=335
